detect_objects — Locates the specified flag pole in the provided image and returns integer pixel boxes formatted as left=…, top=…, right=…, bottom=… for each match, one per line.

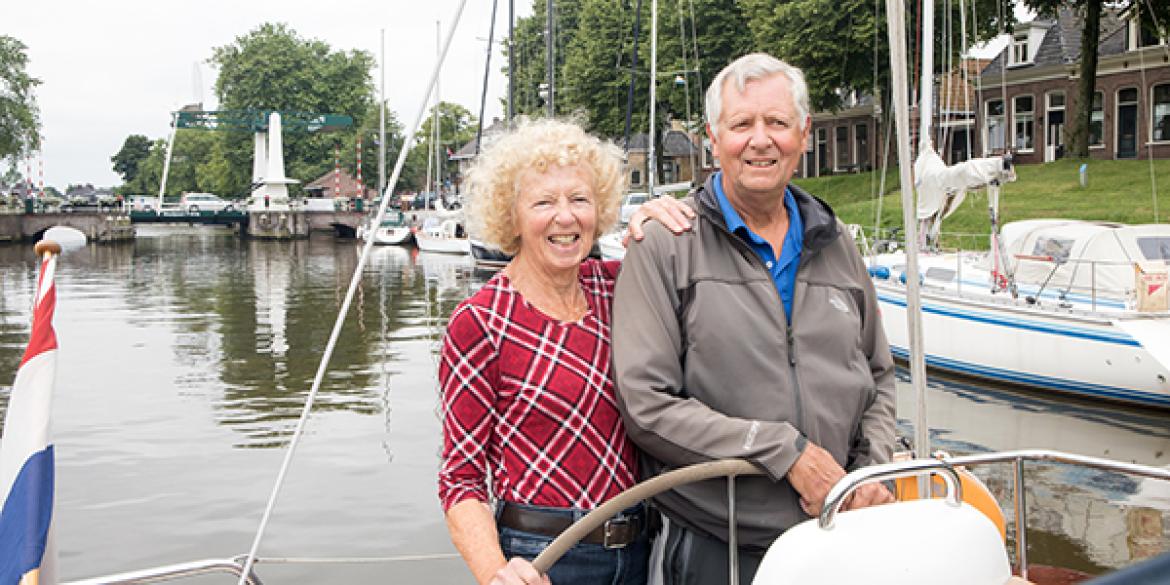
left=0, top=239, right=61, bottom=585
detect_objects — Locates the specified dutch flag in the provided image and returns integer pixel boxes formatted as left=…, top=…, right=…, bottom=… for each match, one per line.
left=0, top=241, right=60, bottom=584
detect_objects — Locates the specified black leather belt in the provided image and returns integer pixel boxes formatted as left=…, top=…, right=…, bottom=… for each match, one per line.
left=498, top=502, right=644, bottom=549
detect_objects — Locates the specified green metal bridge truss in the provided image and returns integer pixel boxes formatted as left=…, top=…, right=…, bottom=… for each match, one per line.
left=174, top=110, right=353, bottom=133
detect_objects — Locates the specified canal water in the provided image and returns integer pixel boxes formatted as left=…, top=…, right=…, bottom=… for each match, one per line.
left=0, top=225, right=1167, bottom=583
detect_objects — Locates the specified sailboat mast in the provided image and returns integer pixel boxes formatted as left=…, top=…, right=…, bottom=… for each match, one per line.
left=435, top=20, right=443, bottom=198
left=887, top=0, right=931, bottom=460
left=919, top=0, right=934, bottom=152
left=379, top=29, right=386, bottom=197
left=648, top=0, right=658, bottom=198
left=546, top=0, right=555, bottom=117
left=508, top=0, right=515, bottom=122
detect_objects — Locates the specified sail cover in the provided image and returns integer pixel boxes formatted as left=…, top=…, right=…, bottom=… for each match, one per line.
left=914, top=146, right=1014, bottom=221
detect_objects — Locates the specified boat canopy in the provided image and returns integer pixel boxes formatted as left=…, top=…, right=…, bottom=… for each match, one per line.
left=992, top=220, right=1170, bottom=298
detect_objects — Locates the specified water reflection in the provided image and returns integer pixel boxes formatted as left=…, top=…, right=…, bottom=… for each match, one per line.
left=0, top=229, right=1167, bottom=581
left=897, top=371, right=1170, bottom=573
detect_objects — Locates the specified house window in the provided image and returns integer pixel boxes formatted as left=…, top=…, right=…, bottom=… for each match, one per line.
left=1010, top=35, right=1029, bottom=65
left=985, top=99, right=1005, bottom=153
left=855, top=123, right=869, bottom=170
left=1089, top=91, right=1104, bottom=147
left=835, top=126, right=850, bottom=170
left=1130, top=18, right=1168, bottom=50
left=1153, top=84, right=1170, bottom=142
left=1013, top=95, right=1035, bottom=152
left=631, top=169, right=641, bottom=185
left=816, top=128, right=829, bottom=175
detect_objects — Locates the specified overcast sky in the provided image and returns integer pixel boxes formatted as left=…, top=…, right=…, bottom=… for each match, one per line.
left=2, top=1, right=530, bottom=188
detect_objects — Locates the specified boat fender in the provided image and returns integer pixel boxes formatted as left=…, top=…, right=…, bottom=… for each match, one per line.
left=899, top=271, right=924, bottom=285
left=895, top=469, right=1007, bottom=541
left=868, top=266, right=891, bottom=280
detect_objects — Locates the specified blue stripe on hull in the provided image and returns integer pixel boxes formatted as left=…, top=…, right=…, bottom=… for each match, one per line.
left=889, top=346, right=1170, bottom=408
left=0, top=445, right=54, bottom=581
left=877, top=294, right=1139, bottom=346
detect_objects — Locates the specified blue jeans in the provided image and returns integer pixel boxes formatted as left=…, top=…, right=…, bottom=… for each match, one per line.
left=497, top=503, right=650, bottom=585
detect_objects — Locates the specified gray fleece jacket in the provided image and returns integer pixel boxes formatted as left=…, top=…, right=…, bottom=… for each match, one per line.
left=612, top=175, right=896, bottom=550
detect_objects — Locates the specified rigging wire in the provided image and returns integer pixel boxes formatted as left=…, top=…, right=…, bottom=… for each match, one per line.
left=1140, top=0, right=1166, bottom=223
left=623, top=0, right=646, bottom=156
left=676, top=0, right=698, bottom=181
left=962, top=0, right=974, bottom=159
left=475, top=0, right=500, bottom=155
left=234, top=2, right=471, bottom=583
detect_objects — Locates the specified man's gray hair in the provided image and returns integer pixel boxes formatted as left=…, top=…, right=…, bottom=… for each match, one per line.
left=705, top=53, right=810, bottom=135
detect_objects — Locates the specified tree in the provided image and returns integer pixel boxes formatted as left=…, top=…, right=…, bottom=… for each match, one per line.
left=111, top=134, right=152, bottom=183
left=0, top=35, right=41, bottom=162
left=508, top=0, right=586, bottom=118
left=1020, top=0, right=1169, bottom=157
left=407, top=102, right=477, bottom=191
left=341, top=101, right=430, bottom=195
left=210, top=23, right=375, bottom=196
left=740, top=0, right=1003, bottom=115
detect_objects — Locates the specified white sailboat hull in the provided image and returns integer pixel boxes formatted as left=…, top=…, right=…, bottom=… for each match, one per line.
left=874, top=277, right=1170, bottom=408
left=369, top=226, right=414, bottom=245
left=416, top=234, right=470, bottom=254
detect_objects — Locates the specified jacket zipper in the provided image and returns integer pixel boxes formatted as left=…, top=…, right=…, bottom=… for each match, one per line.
left=697, top=199, right=813, bottom=435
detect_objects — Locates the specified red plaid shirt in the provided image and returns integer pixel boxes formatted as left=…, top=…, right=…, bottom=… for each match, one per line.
left=438, top=259, right=639, bottom=512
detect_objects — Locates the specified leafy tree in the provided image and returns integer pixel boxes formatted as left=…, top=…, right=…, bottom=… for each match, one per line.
left=120, top=132, right=223, bottom=197
left=111, top=134, right=152, bottom=183
left=338, top=101, right=430, bottom=195
left=508, top=0, right=586, bottom=118
left=407, top=102, right=477, bottom=191
left=740, top=0, right=1003, bottom=115
left=0, top=35, right=41, bottom=161
left=210, top=23, right=375, bottom=196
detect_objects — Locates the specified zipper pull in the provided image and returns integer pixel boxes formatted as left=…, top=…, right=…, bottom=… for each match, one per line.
left=787, top=325, right=796, bottom=366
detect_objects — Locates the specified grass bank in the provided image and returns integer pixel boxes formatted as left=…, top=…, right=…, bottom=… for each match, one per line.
left=791, top=158, right=1170, bottom=249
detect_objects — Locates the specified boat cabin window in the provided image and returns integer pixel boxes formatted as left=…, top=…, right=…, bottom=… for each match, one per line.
left=925, top=267, right=956, bottom=282
left=1137, top=237, right=1170, bottom=261
left=1030, top=237, right=1074, bottom=263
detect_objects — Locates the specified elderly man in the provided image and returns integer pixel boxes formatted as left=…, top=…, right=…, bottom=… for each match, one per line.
left=612, top=53, right=897, bottom=584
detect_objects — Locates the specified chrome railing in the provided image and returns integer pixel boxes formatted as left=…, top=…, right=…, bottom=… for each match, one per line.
left=64, top=556, right=262, bottom=585
left=64, top=450, right=1170, bottom=584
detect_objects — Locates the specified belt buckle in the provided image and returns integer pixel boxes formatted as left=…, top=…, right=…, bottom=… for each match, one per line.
left=603, top=517, right=630, bottom=549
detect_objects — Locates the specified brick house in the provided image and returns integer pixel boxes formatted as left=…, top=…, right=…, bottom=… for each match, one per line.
left=803, top=6, right=1170, bottom=172
left=619, top=122, right=707, bottom=189
left=977, top=6, right=1170, bottom=163
left=803, top=93, right=880, bottom=178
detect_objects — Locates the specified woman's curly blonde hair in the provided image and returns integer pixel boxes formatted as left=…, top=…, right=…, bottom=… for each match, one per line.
left=464, top=118, right=627, bottom=255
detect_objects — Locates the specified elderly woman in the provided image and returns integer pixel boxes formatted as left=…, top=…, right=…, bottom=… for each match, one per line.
left=438, top=119, right=690, bottom=585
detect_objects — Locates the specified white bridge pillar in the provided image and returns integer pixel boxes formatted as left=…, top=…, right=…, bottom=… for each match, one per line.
left=249, top=112, right=298, bottom=212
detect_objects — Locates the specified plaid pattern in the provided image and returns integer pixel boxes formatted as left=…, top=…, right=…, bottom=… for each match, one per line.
left=439, top=259, right=638, bottom=511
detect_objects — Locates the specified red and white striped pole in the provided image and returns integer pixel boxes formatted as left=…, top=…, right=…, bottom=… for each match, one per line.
left=25, top=156, right=34, bottom=199
left=356, top=136, right=363, bottom=199
left=333, top=143, right=341, bottom=198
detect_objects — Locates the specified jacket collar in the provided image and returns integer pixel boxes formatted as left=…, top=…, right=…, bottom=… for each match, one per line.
left=694, top=173, right=840, bottom=252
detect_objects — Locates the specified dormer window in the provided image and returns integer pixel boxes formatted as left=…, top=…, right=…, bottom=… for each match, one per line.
left=1010, top=34, right=1030, bottom=65
left=1129, top=13, right=1168, bottom=50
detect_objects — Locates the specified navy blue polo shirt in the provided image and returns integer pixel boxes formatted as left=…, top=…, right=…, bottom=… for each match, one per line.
left=712, top=172, right=803, bottom=322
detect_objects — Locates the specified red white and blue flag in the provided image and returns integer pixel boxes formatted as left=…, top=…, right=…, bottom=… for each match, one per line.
left=0, top=250, right=59, bottom=584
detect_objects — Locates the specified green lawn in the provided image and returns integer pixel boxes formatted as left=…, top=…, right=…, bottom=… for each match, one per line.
left=792, top=158, right=1170, bottom=249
